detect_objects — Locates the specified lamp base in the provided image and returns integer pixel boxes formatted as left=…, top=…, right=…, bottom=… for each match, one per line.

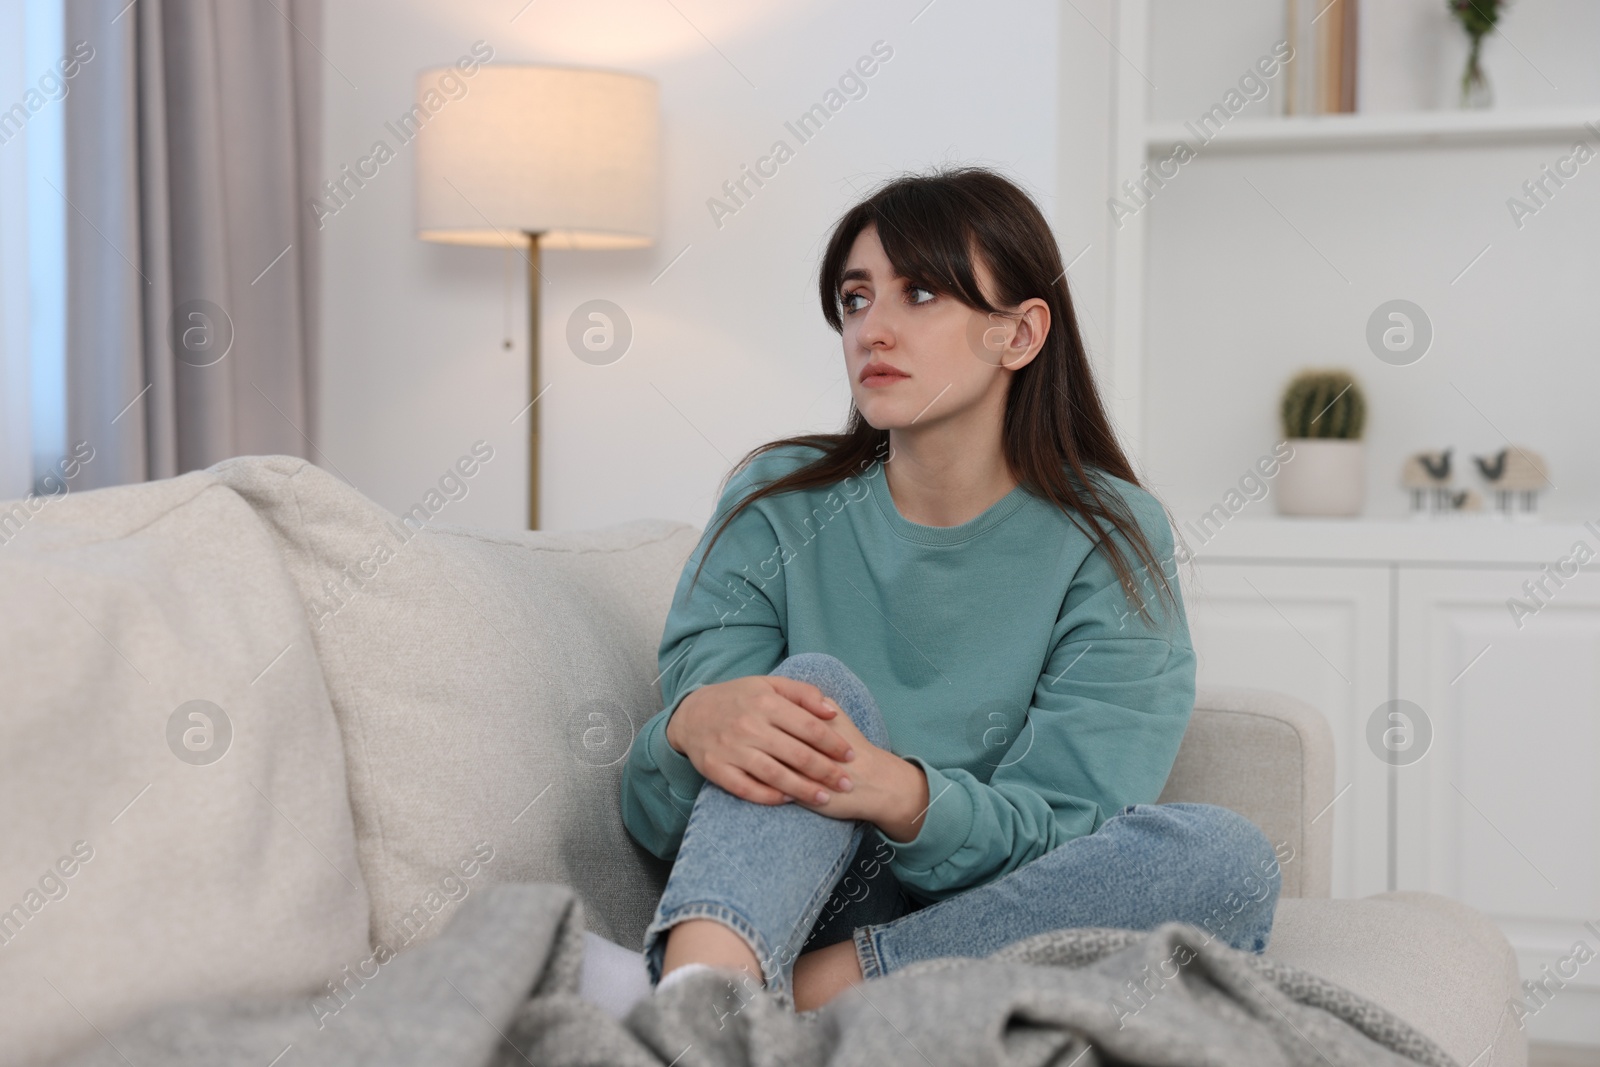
left=526, top=230, right=542, bottom=531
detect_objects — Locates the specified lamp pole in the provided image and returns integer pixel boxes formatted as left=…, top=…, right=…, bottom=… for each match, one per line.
left=526, top=230, right=542, bottom=531
left=412, top=66, right=657, bottom=530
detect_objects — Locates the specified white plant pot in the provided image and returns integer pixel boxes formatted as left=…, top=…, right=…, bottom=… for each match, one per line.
left=1274, top=439, right=1365, bottom=517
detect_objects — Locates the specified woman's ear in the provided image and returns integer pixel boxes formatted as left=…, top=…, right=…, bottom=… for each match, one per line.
left=999, top=298, right=1050, bottom=370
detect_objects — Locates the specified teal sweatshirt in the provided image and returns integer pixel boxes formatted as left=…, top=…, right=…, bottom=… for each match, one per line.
left=619, top=443, right=1197, bottom=904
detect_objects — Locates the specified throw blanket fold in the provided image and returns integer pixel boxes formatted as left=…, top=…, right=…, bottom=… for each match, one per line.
left=48, top=883, right=1460, bottom=1067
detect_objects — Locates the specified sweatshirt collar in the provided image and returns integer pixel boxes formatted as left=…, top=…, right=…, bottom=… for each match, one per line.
left=866, top=460, right=1030, bottom=545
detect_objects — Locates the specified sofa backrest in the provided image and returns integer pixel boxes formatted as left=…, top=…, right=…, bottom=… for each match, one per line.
left=211, top=456, right=694, bottom=955
left=0, top=463, right=371, bottom=1067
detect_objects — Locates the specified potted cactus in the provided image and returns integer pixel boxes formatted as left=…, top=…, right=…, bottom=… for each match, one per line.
left=1276, top=368, right=1367, bottom=517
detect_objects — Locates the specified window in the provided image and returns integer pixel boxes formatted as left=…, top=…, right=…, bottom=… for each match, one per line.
left=0, top=0, right=67, bottom=499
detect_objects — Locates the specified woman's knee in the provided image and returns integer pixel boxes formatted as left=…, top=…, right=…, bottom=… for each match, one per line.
left=771, top=653, right=889, bottom=749
left=1118, top=802, right=1282, bottom=948
left=1150, top=804, right=1280, bottom=884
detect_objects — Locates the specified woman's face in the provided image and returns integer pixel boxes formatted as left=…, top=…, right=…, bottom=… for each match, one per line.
left=838, top=224, right=1045, bottom=434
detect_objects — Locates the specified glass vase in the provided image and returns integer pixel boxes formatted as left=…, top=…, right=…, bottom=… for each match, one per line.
left=1459, top=37, right=1492, bottom=109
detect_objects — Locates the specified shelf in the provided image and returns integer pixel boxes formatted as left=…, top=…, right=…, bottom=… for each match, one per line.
left=1144, top=106, right=1600, bottom=154
left=1179, top=513, right=1600, bottom=567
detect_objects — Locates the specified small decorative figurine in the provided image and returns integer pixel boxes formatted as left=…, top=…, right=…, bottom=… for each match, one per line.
left=1473, top=446, right=1551, bottom=516
left=1401, top=448, right=1454, bottom=514
left=1401, top=445, right=1551, bottom=517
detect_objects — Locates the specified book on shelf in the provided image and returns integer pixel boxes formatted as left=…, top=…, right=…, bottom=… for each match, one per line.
left=1285, top=0, right=1359, bottom=115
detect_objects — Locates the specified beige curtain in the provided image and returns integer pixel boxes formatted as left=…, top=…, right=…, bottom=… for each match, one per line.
left=64, top=0, right=322, bottom=488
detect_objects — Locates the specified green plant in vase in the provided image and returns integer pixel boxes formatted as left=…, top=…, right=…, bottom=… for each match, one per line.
left=1448, top=0, right=1503, bottom=109
left=1276, top=368, right=1368, bottom=517
left=1281, top=368, right=1366, bottom=440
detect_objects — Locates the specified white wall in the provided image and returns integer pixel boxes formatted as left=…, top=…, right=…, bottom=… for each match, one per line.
left=319, top=0, right=1082, bottom=532
left=1055, top=0, right=1115, bottom=439
left=1147, top=0, right=1287, bottom=124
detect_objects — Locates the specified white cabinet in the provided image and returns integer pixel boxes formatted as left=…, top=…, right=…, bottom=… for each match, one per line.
left=1178, top=560, right=1391, bottom=901
left=1178, top=521, right=1600, bottom=1045
left=1395, top=565, right=1600, bottom=1043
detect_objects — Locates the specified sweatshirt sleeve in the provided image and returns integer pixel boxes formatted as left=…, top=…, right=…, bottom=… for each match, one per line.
left=620, top=462, right=794, bottom=861
left=873, top=488, right=1197, bottom=903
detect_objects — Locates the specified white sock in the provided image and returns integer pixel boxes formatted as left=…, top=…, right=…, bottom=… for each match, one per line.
left=657, top=959, right=771, bottom=999
left=577, top=930, right=653, bottom=1021
left=654, top=960, right=716, bottom=994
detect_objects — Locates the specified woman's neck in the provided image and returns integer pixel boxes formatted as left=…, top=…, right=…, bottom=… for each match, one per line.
left=882, top=428, right=1015, bottom=528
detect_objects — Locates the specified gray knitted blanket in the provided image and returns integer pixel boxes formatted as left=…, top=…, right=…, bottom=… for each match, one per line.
left=48, top=883, right=1460, bottom=1067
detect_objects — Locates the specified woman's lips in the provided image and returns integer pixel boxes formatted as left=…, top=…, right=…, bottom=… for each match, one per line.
left=861, top=372, right=909, bottom=388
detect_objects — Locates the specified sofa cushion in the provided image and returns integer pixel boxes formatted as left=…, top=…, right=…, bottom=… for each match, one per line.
left=0, top=470, right=370, bottom=1067
left=214, top=456, right=697, bottom=952
left=1266, top=891, right=1526, bottom=1067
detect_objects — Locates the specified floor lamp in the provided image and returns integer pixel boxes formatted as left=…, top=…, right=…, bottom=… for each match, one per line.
left=414, top=65, right=659, bottom=529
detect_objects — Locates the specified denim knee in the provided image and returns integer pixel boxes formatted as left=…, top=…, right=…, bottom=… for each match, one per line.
left=770, top=652, right=890, bottom=751
left=1133, top=802, right=1281, bottom=952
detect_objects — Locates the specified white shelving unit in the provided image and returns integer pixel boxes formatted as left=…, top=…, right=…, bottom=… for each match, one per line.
left=1106, top=0, right=1600, bottom=1048
left=1104, top=2, right=1600, bottom=460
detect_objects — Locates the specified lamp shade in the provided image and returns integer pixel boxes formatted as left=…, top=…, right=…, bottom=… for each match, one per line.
left=414, top=65, right=658, bottom=249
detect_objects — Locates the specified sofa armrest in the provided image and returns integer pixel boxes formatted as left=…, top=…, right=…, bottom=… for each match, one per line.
left=1156, top=685, right=1334, bottom=899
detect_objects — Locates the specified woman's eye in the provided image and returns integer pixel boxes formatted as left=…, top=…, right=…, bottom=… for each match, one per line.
left=841, top=286, right=932, bottom=313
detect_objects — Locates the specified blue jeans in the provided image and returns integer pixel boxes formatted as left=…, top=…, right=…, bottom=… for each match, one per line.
left=640, top=653, right=1282, bottom=1012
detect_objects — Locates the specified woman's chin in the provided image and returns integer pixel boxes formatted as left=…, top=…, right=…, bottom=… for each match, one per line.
left=857, top=408, right=903, bottom=432
left=853, top=397, right=914, bottom=432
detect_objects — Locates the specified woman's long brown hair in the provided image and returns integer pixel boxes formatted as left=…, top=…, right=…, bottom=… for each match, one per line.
left=685, top=164, right=1182, bottom=630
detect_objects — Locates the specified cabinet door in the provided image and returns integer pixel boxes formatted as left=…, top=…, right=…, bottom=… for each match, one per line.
left=1178, top=561, right=1391, bottom=900
left=1396, top=565, right=1600, bottom=1043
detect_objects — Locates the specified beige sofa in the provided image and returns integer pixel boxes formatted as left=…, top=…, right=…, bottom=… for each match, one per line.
left=0, top=455, right=1524, bottom=1066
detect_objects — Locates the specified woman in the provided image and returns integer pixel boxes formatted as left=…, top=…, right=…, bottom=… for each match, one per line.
left=617, top=165, right=1282, bottom=1016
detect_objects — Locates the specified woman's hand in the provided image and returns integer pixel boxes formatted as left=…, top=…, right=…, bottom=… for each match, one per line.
left=665, top=676, right=857, bottom=806
left=788, top=710, right=928, bottom=838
